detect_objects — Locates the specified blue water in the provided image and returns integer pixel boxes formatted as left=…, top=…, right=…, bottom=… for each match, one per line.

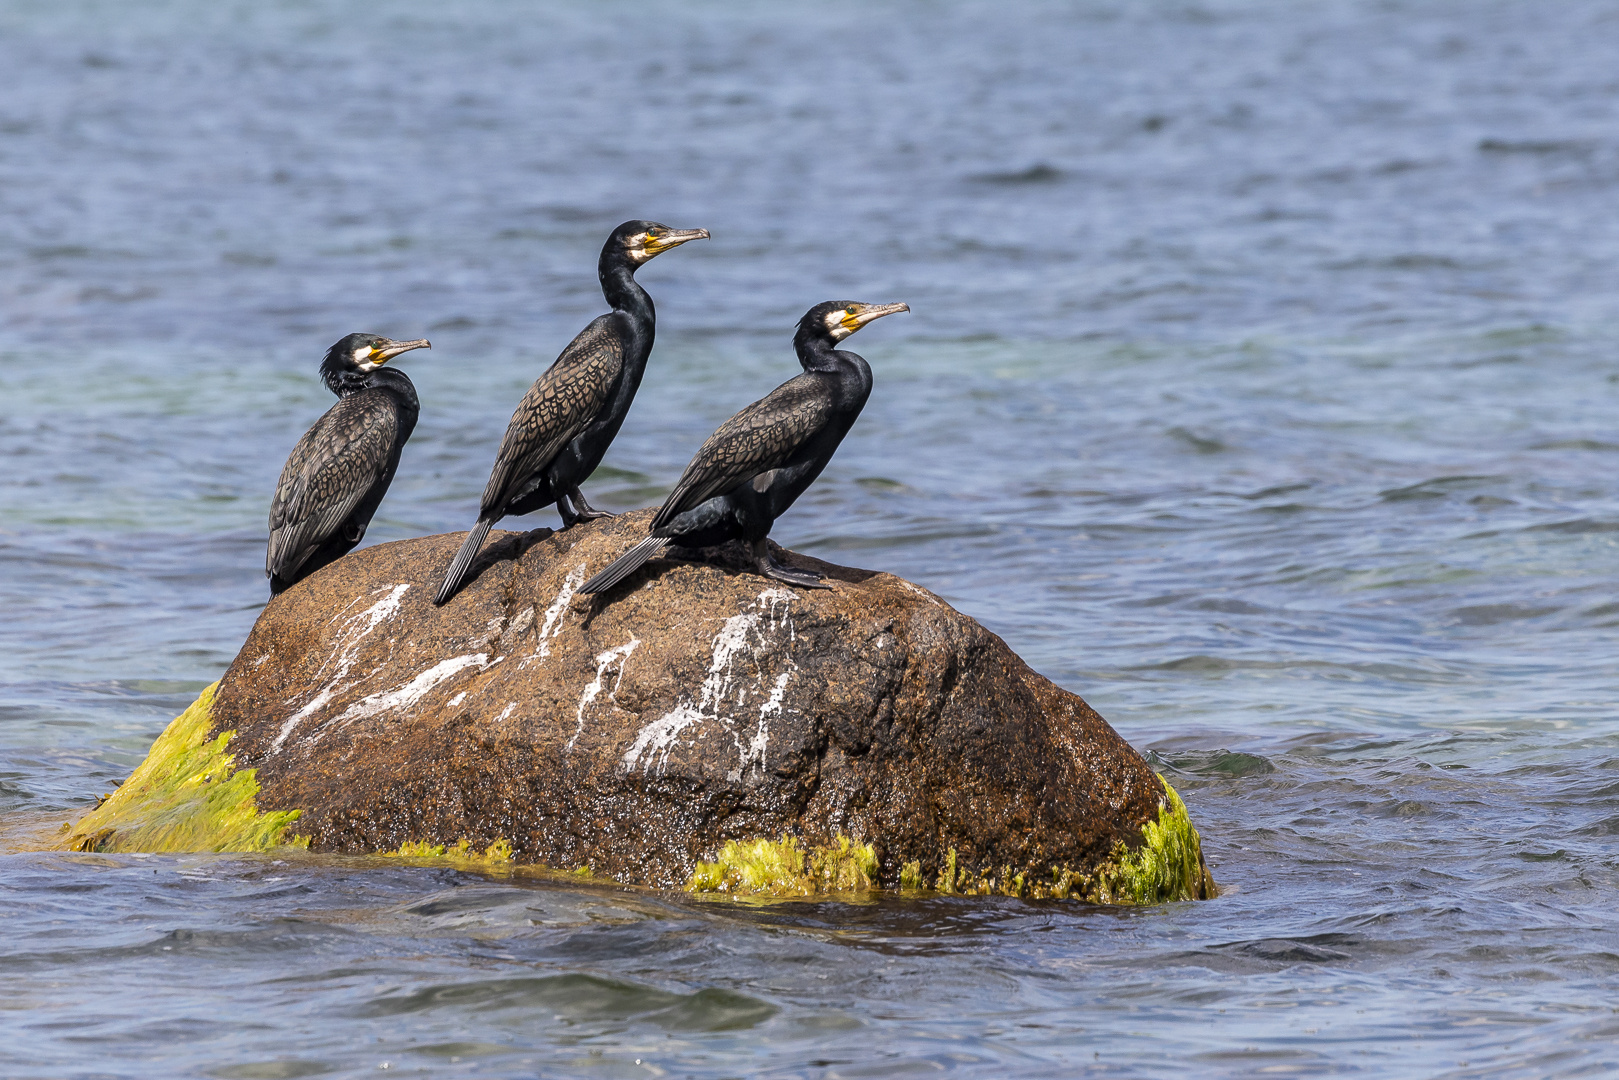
left=4, top=1, right=1619, bottom=1076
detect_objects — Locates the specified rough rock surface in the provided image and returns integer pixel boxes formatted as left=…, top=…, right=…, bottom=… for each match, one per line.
left=210, top=510, right=1207, bottom=892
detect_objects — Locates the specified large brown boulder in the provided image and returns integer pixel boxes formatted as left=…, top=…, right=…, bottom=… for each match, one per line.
left=179, top=511, right=1212, bottom=898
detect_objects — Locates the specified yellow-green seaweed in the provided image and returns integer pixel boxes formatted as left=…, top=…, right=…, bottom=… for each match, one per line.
left=383, top=837, right=516, bottom=869
left=686, top=776, right=1214, bottom=903
left=985, top=776, right=1213, bottom=903
left=58, top=683, right=307, bottom=854
left=935, top=847, right=960, bottom=894
left=1090, top=777, right=1210, bottom=904
left=687, top=833, right=877, bottom=896
left=899, top=859, right=924, bottom=891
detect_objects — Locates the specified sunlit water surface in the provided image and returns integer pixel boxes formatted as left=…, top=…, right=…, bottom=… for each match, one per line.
left=3, top=1, right=1618, bottom=1076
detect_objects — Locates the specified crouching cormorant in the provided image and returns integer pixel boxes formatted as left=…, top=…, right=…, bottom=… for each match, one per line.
left=266, top=333, right=431, bottom=595
left=580, top=300, right=909, bottom=596
left=434, top=220, right=709, bottom=605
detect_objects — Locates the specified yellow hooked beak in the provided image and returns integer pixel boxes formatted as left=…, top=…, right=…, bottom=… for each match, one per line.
left=371, top=338, right=431, bottom=364
left=840, top=302, right=910, bottom=333
left=644, top=227, right=710, bottom=256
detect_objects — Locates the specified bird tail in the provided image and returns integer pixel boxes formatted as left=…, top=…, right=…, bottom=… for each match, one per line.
left=580, top=536, right=670, bottom=595
left=434, top=518, right=495, bottom=605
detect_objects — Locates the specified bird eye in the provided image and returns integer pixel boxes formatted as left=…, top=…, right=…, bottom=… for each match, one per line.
left=845, top=306, right=857, bottom=315
left=646, top=228, right=660, bottom=240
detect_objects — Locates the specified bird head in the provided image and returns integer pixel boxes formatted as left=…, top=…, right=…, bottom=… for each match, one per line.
left=611, top=220, right=710, bottom=266
left=799, top=301, right=911, bottom=345
left=323, top=333, right=432, bottom=373
left=319, top=334, right=431, bottom=394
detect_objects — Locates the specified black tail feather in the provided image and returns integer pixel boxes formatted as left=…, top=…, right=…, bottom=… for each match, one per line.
left=434, top=518, right=494, bottom=605
left=580, top=536, right=670, bottom=595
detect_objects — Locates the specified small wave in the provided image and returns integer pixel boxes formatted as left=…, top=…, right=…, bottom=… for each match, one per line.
left=1373, top=158, right=1435, bottom=174
left=1578, top=815, right=1619, bottom=837
left=1154, top=748, right=1277, bottom=777
left=1217, top=937, right=1355, bottom=963
left=588, top=465, right=652, bottom=483
left=968, top=163, right=1064, bottom=185
left=1449, top=603, right=1559, bottom=626
left=1529, top=439, right=1619, bottom=452
left=1166, top=426, right=1228, bottom=454
left=1524, top=518, right=1619, bottom=534
left=1128, top=655, right=1455, bottom=683
left=208, top=1059, right=333, bottom=1079
left=855, top=476, right=915, bottom=492
left=1187, top=597, right=1270, bottom=615
left=354, top=973, right=777, bottom=1031
left=803, top=524, right=999, bottom=550
left=73, top=679, right=215, bottom=699
left=1328, top=253, right=1472, bottom=272
left=1478, top=137, right=1593, bottom=155
left=1237, top=482, right=1314, bottom=500
left=1380, top=475, right=1504, bottom=502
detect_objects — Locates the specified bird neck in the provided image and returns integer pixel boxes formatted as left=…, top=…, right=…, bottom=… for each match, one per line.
left=599, top=255, right=653, bottom=330
left=320, top=358, right=368, bottom=397
left=794, top=334, right=872, bottom=404
left=321, top=364, right=418, bottom=411
left=794, top=332, right=847, bottom=374
left=369, top=367, right=419, bottom=411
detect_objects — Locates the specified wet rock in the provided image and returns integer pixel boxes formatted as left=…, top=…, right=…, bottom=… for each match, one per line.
left=142, top=511, right=1215, bottom=898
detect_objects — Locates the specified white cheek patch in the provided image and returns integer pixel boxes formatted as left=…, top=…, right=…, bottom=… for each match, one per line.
left=354, top=348, right=377, bottom=370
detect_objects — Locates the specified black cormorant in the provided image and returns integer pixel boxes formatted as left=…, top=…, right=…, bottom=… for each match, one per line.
left=433, top=220, right=709, bottom=604
left=580, top=300, right=908, bottom=595
left=266, top=333, right=431, bottom=595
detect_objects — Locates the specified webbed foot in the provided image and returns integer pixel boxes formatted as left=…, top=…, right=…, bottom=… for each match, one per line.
left=753, top=539, right=831, bottom=589
left=567, top=487, right=615, bottom=522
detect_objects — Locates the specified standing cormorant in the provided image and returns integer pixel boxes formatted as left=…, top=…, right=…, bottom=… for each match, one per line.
left=433, top=220, right=709, bottom=605
left=580, top=300, right=909, bottom=595
left=266, top=333, right=431, bottom=595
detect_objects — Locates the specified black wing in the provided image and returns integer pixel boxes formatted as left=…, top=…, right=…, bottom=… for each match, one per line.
left=652, top=374, right=832, bottom=531
left=267, top=392, right=399, bottom=581
left=480, top=315, right=625, bottom=515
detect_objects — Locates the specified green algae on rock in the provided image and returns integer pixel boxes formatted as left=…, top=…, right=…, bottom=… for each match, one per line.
left=383, top=837, right=517, bottom=869
left=938, top=776, right=1215, bottom=903
left=688, top=834, right=878, bottom=896
left=58, top=683, right=307, bottom=854
left=691, top=778, right=1215, bottom=904
left=1091, top=777, right=1214, bottom=904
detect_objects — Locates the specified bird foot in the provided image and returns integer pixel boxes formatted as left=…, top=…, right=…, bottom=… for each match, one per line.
left=562, top=489, right=614, bottom=524
left=757, top=556, right=831, bottom=590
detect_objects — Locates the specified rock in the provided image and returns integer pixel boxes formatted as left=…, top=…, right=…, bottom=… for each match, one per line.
left=63, top=511, right=1216, bottom=901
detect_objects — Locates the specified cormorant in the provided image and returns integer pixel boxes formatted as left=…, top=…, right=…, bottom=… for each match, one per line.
left=433, top=220, right=709, bottom=605
left=580, top=300, right=909, bottom=595
left=266, top=333, right=431, bottom=595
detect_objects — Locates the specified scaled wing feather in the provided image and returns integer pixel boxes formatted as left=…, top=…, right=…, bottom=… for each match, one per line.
left=653, top=376, right=832, bottom=531
left=480, top=317, right=625, bottom=514
left=267, top=395, right=399, bottom=580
